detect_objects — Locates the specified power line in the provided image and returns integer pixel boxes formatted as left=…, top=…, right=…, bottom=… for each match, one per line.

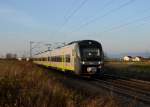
left=134, top=19, right=150, bottom=28
left=74, top=0, right=136, bottom=31
left=64, top=0, right=78, bottom=20
left=101, top=0, right=115, bottom=8
left=81, top=15, right=150, bottom=39
left=60, top=0, right=89, bottom=31
left=100, top=15, right=150, bottom=33
left=78, top=7, right=150, bottom=38
left=69, top=0, right=115, bottom=30
left=30, top=41, right=53, bottom=57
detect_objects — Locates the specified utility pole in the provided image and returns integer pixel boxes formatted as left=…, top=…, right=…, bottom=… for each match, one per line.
left=30, top=41, right=52, bottom=58
left=45, top=44, right=51, bottom=51
left=30, top=41, right=34, bottom=58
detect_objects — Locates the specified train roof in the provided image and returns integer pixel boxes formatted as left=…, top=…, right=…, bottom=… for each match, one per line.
left=67, top=40, right=101, bottom=45
left=33, top=40, right=101, bottom=56
left=34, top=50, right=50, bottom=56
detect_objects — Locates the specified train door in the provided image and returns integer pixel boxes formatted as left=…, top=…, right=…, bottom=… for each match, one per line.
left=74, top=44, right=81, bottom=74
left=62, top=50, right=65, bottom=71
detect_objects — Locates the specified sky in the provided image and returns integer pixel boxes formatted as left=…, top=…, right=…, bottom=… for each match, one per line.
left=0, top=0, right=150, bottom=57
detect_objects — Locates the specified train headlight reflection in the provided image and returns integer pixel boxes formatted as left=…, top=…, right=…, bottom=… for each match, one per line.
left=82, top=61, right=85, bottom=64
left=98, top=65, right=102, bottom=69
left=98, top=61, right=103, bottom=64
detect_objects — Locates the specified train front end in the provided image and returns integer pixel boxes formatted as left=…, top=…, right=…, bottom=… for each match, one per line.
left=77, top=40, right=104, bottom=76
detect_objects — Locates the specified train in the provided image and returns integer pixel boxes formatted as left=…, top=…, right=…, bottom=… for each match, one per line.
left=33, top=40, right=104, bottom=76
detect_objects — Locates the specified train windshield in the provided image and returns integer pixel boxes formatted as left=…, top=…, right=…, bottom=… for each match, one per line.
left=79, top=41, right=102, bottom=61
left=80, top=48, right=101, bottom=61
left=83, top=48, right=100, bottom=56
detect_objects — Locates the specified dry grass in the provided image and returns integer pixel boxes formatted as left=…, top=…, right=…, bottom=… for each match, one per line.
left=104, top=61, right=150, bottom=81
left=0, top=60, right=78, bottom=107
left=0, top=60, right=122, bottom=107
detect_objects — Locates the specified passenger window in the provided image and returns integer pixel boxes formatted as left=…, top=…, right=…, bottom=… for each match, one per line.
left=72, top=50, right=75, bottom=56
left=65, top=55, right=70, bottom=62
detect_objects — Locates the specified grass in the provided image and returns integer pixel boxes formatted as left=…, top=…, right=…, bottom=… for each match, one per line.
left=104, top=61, right=150, bottom=81
left=0, top=60, right=121, bottom=107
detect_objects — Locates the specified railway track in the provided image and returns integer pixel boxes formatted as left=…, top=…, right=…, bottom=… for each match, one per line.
left=43, top=66, right=150, bottom=104
left=103, top=74, right=150, bottom=91
left=90, top=74, right=150, bottom=104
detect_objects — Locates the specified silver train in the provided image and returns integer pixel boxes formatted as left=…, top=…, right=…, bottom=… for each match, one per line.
left=33, top=40, right=104, bottom=76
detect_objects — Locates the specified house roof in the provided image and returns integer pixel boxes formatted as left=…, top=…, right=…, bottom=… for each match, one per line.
left=135, top=56, right=143, bottom=58
left=124, top=56, right=132, bottom=58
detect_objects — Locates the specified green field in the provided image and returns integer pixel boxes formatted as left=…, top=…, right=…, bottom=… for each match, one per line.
left=104, top=61, right=150, bottom=81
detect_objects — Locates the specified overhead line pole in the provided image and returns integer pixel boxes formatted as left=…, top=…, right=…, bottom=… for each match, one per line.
left=30, top=41, right=53, bottom=58
left=30, top=41, right=33, bottom=58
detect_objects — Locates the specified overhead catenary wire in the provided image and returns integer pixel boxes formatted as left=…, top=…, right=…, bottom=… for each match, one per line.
left=80, top=7, right=150, bottom=37
left=100, top=15, right=150, bottom=33
left=64, top=0, right=79, bottom=20
left=99, top=0, right=116, bottom=10
left=69, top=0, right=115, bottom=30
left=84, top=14, right=150, bottom=37
left=73, top=0, right=136, bottom=31
left=63, top=0, right=114, bottom=31
left=133, top=19, right=150, bottom=28
left=60, top=0, right=89, bottom=31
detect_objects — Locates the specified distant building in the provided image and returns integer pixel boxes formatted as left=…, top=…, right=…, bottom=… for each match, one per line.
left=123, top=56, right=132, bottom=61
left=0, top=55, right=5, bottom=59
left=6, top=53, right=17, bottom=59
left=144, top=58, right=150, bottom=61
left=17, top=57, right=30, bottom=61
left=17, top=57, right=22, bottom=61
left=26, top=58, right=30, bottom=61
left=132, top=56, right=143, bottom=62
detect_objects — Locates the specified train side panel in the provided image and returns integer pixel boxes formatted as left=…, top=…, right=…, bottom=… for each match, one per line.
left=33, top=40, right=104, bottom=76
left=34, top=44, right=76, bottom=72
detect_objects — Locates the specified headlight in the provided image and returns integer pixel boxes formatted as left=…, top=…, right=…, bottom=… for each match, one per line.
left=98, top=66, right=102, bottom=69
left=82, top=61, right=85, bottom=64
left=98, top=61, right=103, bottom=64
